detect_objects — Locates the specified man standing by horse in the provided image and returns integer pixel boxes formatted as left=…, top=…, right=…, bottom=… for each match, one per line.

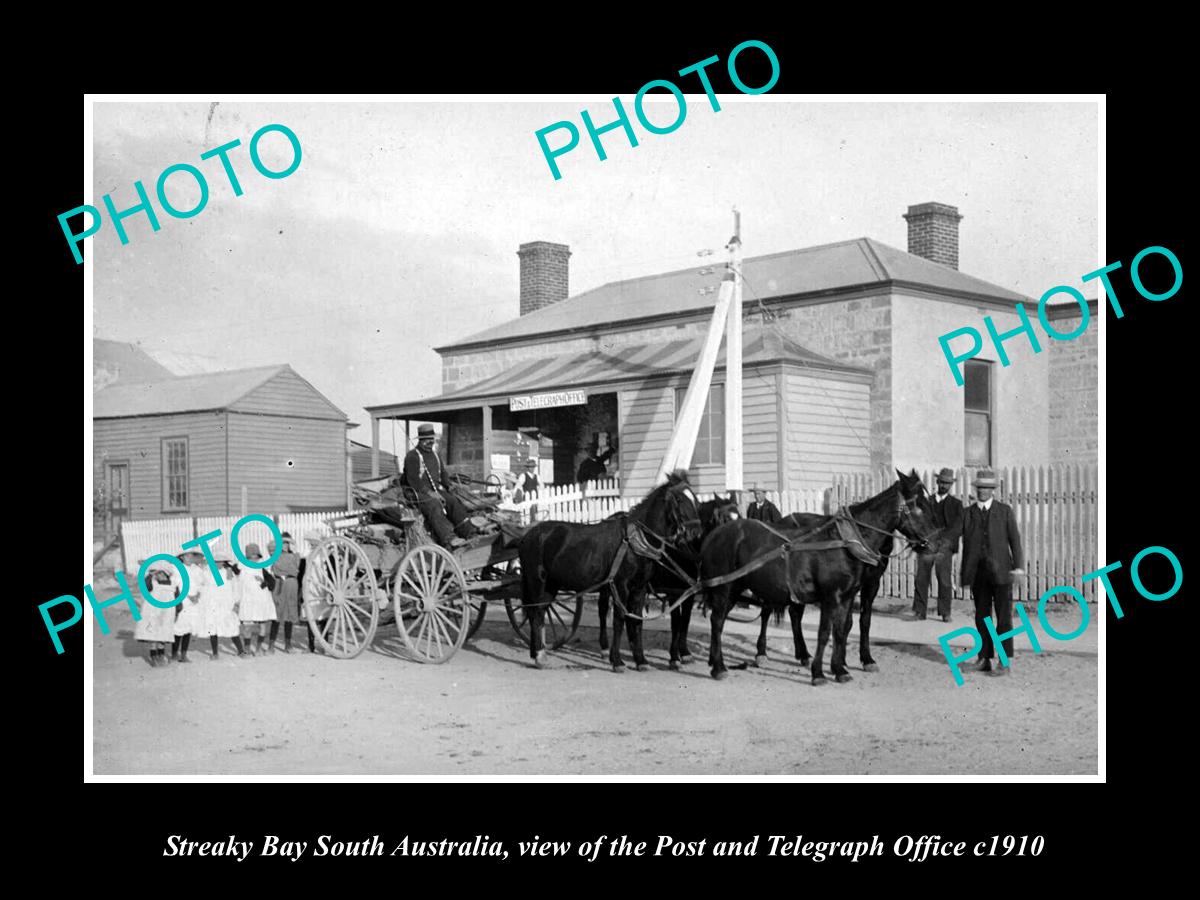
left=960, top=469, right=1025, bottom=676
left=911, top=468, right=963, bottom=622
left=404, top=424, right=474, bottom=549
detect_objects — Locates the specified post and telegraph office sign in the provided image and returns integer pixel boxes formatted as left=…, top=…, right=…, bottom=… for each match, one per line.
left=509, top=390, right=587, bottom=412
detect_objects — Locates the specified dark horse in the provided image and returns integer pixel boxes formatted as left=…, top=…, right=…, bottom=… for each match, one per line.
left=698, top=470, right=935, bottom=685
left=750, top=513, right=893, bottom=672
left=596, top=494, right=740, bottom=661
left=519, top=471, right=702, bottom=671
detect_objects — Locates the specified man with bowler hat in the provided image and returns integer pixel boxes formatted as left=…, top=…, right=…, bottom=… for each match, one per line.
left=404, top=424, right=473, bottom=548
left=960, top=469, right=1025, bottom=676
left=911, top=468, right=964, bottom=622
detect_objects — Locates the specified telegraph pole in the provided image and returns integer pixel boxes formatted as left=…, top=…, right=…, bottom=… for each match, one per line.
left=725, top=208, right=743, bottom=491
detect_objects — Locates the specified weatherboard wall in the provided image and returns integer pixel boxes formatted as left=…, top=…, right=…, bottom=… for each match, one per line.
left=226, top=413, right=347, bottom=513
left=94, top=412, right=228, bottom=519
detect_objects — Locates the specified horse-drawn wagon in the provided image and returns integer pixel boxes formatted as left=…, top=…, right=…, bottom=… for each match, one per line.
left=300, top=476, right=584, bottom=663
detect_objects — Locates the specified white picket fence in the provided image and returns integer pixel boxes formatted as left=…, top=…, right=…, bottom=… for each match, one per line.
left=830, top=465, right=1099, bottom=604
left=120, top=510, right=354, bottom=572
left=522, top=478, right=633, bottom=524
left=754, top=488, right=829, bottom=516
left=518, top=480, right=829, bottom=526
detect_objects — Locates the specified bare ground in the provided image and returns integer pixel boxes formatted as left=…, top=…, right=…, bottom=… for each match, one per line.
left=92, top=597, right=1098, bottom=776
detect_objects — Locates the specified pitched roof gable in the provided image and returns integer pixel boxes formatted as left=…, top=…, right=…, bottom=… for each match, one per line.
left=93, top=364, right=344, bottom=420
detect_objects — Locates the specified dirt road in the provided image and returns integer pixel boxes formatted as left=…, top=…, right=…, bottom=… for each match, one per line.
left=92, top=597, right=1097, bottom=776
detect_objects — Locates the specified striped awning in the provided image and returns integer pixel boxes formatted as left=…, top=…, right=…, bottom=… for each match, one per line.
left=367, top=328, right=868, bottom=419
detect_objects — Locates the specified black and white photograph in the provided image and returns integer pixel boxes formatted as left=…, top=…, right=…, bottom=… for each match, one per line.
left=86, top=96, right=1100, bottom=777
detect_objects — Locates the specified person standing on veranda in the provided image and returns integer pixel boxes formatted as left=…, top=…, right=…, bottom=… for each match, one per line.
left=911, top=468, right=964, bottom=623
left=960, top=469, right=1025, bottom=676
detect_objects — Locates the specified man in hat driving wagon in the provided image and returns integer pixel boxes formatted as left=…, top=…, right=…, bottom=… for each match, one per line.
left=403, top=424, right=474, bottom=549
left=911, top=467, right=964, bottom=622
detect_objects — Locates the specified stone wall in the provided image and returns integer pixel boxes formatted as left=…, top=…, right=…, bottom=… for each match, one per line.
left=770, top=296, right=892, bottom=469
left=1047, top=313, right=1099, bottom=464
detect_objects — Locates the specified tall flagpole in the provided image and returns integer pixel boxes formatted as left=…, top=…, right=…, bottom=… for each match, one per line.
left=724, top=208, right=743, bottom=491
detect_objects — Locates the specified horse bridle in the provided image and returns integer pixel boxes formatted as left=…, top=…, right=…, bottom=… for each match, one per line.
left=827, top=487, right=934, bottom=556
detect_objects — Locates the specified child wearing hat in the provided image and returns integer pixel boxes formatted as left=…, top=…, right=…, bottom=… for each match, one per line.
left=171, top=550, right=209, bottom=663
left=268, top=532, right=302, bottom=653
left=196, top=549, right=245, bottom=659
left=135, top=560, right=181, bottom=667
left=236, top=543, right=277, bottom=655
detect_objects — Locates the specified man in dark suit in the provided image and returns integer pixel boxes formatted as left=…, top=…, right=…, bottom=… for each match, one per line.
left=747, top=486, right=782, bottom=524
left=912, top=467, right=964, bottom=622
left=403, top=424, right=473, bottom=548
left=960, top=469, right=1025, bottom=676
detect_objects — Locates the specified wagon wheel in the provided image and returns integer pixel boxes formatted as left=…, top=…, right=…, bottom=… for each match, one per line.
left=466, top=596, right=489, bottom=641
left=304, top=536, right=379, bottom=659
left=460, top=564, right=499, bottom=643
left=504, top=574, right=584, bottom=651
left=393, top=544, right=469, bottom=663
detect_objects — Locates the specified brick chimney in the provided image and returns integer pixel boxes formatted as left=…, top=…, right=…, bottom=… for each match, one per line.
left=903, top=202, right=963, bottom=270
left=518, top=241, right=571, bottom=315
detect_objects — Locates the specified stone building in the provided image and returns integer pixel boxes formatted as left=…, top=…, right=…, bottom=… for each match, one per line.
left=368, top=203, right=1098, bottom=497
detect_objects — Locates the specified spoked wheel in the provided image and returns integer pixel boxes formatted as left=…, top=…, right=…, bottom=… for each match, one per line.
left=466, top=597, right=489, bottom=641
left=303, top=536, right=379, bottom=659
left=393, top=544, right=470, bottom=663
left=465, top=564, right=508, bottom=643
left=505, top=593, right=584, bottom=650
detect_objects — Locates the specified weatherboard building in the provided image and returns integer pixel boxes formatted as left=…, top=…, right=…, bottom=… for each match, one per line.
left=368, top=203, right=1097, bottom=498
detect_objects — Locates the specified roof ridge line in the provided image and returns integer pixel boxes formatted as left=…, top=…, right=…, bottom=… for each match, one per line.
left=858, top=237, right=890, bottom=280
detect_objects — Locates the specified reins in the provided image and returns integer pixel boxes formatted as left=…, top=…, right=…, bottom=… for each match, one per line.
left=525, top=488, right=935, bottom=622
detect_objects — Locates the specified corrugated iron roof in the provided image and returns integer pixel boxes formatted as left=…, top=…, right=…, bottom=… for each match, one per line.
left=440, top=237, right=1029, bottom=350
left=369, top=327, right=868, bottom=416
left=94, top=365, right=291, bottom=418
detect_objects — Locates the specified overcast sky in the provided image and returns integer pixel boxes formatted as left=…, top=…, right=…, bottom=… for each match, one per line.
left=92, top=99, right=1098, bottom=454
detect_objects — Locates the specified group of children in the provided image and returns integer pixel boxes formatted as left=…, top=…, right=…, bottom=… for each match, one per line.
left=133, top=531, right=321, bottom=667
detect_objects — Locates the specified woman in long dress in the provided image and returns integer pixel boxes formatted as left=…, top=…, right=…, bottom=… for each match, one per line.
left=237, top=543, right=276, bottom=656
left=135, top=560, right=181, bottom=667
left=195, top=550, right=245, bottom=659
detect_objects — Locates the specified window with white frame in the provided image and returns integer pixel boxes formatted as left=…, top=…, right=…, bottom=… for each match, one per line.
left=964, top=361, right=992, bottom=467
left=675, top=383, right=725, bottom=466
left=162, top=437, right=189, bottom=512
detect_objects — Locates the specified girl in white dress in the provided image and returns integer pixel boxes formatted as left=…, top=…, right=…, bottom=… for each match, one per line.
left=237, top=543, right=277, bottom=656
left=171, top=551, right=209, bottom=663
left=196, top=550, right=245, bottom=659
left=135, top=560, right=181, bottom=667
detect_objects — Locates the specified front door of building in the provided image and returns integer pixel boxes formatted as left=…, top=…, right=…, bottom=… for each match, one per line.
left=106, top=463, right=129, bottom=537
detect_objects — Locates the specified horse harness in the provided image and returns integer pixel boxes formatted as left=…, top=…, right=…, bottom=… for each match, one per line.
left=607, top=495, right=930, bottom=620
